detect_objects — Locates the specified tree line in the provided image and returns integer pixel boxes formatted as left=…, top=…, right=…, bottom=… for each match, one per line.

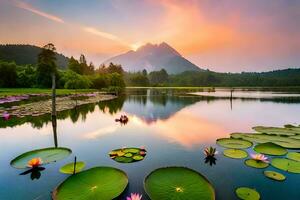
left=0, top=44, right=125, bottom=92
left=124, top=68, right=300, bottom=87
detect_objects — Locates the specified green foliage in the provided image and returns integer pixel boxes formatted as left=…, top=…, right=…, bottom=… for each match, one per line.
left=16, top=65, right=36, bottom=87
left=36, top=43, right=57, bottom=88
left=168, top=69, right=300, bottom=87
left=10, top=147, right=72, bottom=169
left=0, top=61, right=17, bottom=87
left=235, top=187, right=260, bottom=200
left=149, top=69, right=169, bottom=85
left=125, top=71, right=150, bottom=86
left=53, top=167, right=128, bottom=200
left=144, top=167, right=215, bottom=200
left=62, top=70, right=91, bottom=89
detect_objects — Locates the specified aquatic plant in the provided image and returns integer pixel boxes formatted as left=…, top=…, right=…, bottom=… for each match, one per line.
left=59, top=161, right=86, bottom=174
left=271, top=158, right=300, bottom=173
left=235, top=187, right=260, bottom=200
left=2, top=111, right=10, bottom=120
left=203, top=147, right=218, bottom=157
left=11, top=147, right=72, bottom=169
left=144, top=167, right=215, bottom=200
left=250, top=153, right=269, bottom=163
left=27, top=158, right=43, bottom=168
left=109, top=147, right=146, bottom=163
left=127, top=193, right=142, bottom=200
left=264, top=170, right=286, bottom=181
left=53, top=167, right=128, bottom=200
left=216, top=138, right=252, bottom=149
left=223, top=149, right=248, bottom=159
left=254, top=142, right=287, bottom=156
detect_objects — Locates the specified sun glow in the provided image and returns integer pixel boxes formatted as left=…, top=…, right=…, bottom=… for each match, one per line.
left=130, top=42, right=143, bottom=51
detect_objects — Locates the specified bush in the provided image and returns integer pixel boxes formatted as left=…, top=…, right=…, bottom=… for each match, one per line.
left=63, top=70, right=91, bottom=89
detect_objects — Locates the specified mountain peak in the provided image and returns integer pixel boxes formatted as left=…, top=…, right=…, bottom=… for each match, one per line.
left=104, top=42, right=201, bottom=74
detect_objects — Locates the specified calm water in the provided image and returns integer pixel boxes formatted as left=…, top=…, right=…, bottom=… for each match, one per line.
left=0, top=89, right=300, bottom=200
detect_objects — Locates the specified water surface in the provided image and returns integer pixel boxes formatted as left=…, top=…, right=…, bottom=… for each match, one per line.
left=0, top=89, right=300, bottom=200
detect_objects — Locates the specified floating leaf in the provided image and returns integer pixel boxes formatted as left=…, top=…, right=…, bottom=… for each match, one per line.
left=133, top=155, right=144, bottom=161
left=231, top=133, right=300, bottom=149
left=287, top=152, right=300, bottom=162
left=144, top=167, right=215, bottom=200
left=11, top=147, right=72, bottom=169
left=264, top=170, right=286, bottom=181
left=216, top=138, right=252, bottom=149
left=114, top=156, right=133, bottom=163
left=109, top=147, right=146, bottom=163
left=124, top=153, right=133, bottom=158
left=53, top=167, right=128, bottom=200
left=253, top=126, right=300, bottom=136
left=235, top=187, right=260, bottom=200
left=254, top=142, right=287, bottom=156
left=245, top=159, right=269, bottom=169
left=59, top=162, right=86, bottom=174
left=223, top=149, right=248, bottom=159
left=271, top=158, right=300, bottom=173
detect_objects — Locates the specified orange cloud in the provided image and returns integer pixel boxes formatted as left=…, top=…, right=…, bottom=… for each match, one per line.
left=14, top=0, right=64, bottom=23
left=156, top=0, right=236, bottom=54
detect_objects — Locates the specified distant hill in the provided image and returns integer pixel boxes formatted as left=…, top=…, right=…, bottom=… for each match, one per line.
left=104, top=42, right=202, bottom=74
left=0, top=44, right=69, bottom=68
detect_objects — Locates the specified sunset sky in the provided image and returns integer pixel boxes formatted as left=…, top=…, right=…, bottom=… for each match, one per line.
left=0, top=0, right=299, bottom=72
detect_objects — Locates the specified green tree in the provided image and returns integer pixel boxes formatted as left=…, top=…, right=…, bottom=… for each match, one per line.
left=36, top=43, right=57, bottom=88
left=64, top=70, right=91, bottom=89
left=149, top=69, right=169, bottom=85
left=68, top=56, right=82, bottom=74
left=0, top=61, right=17, bottom=87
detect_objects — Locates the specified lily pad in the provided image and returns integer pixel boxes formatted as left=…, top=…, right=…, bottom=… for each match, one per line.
left=11, top=147, right=72, bottom=169
left=235, top=187, right=260, bottom=200
left=133, top=155, right=144, bottom=161
left=231, top=133, right=300, bottom=149
left=254, top=142, right=287, bottom=156
left=114, top=156, right=133, bottom=163
left=287, top=152, right=300, bottom=162
left=264, top=170, right=286, bottom=181
left=245, top=159, right=269, bottom=169
left=144, top=167, right=215, bottom=200
left=271, top=158, right=300, bottom=173
left=59, top=162, right=86, bottom=174
left=253, top=126, right=299, bottom=136
left=53, top=167, right=128, bottom=200
left=216, top=138, right=252, bottom=149
left=223, top=149, right=248, bottom=159
left=109, top=147, right=146, bottom=163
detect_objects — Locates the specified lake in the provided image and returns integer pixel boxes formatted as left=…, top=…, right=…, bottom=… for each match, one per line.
left=0, top=88, right=300, bottom=200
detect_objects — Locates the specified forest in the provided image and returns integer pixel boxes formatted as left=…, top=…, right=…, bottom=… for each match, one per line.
left=1, top=44, right=300, bottom=89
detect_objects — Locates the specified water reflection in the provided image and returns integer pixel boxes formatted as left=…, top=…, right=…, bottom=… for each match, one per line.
left=20, top=167, right=45, bottom=180
left=1, top=89, right=300, bottom=130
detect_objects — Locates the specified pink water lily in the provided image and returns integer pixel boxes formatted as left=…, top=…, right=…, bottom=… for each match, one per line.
left=2, top=112, right=10, bottom=120
left=127, top=193, right=142, bottom=200
left=251, top=153, right=269, bottom=163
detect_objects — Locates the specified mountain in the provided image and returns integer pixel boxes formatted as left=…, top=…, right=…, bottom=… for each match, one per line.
left=104, top=42, right=202, bottom=74
left=0, top=44, right=69, bottom=68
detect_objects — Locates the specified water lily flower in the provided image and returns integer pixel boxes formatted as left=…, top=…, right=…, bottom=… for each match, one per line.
left=140, top=151, right=146, bottom=156
left=140, top=146, right=146, bottom=151
left=203, top=147, right=218, bottom=157
left=126, top=193, right=142, bottom=200
left=2, top=112, right=10, bottom=120
left=27, top=158, right=43, bottom=168
left=251, top=153, right=269, bottom=163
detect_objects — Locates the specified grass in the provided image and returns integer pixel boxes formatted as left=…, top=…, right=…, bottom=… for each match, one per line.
left=0, top=88, right=97, bottom=97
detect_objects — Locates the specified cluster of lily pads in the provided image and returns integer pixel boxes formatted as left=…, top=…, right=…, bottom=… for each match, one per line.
left=109, top=147, right=146, bottom=163
left=10, top=145, right=217, bottom=200
left=217, top=124, right=300, bottom=199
